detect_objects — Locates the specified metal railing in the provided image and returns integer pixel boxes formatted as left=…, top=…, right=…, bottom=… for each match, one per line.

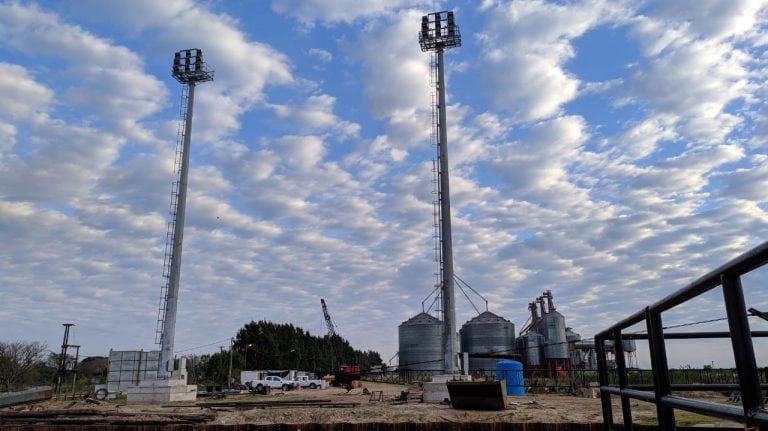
left=595, top=241, right=768, bottom=430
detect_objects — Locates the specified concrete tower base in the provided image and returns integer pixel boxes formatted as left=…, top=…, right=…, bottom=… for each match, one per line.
left=423, top=373, right=471, bottom=403
left=126, top=362, right=196, bottom=405
left=126, top=377, right=196, bottom=404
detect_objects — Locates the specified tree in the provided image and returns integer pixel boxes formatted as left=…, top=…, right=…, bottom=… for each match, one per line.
left=78, top=356, right=108, bottom=383
left=0, top=341, right=48, bottom=392
left=232, top=320, right=383, bottom=374
left=197, top=352, right=236, bottom=386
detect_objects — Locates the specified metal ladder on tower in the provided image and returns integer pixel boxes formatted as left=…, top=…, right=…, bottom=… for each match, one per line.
left=155, top=86, right=189, bottom=345
left=430, top=52, right=444, bottom=320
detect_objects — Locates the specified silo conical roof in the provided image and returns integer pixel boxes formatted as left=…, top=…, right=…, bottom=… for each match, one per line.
left=401, top=312, right=441, bottom=325
left=463, top=310, right=511, bottom=325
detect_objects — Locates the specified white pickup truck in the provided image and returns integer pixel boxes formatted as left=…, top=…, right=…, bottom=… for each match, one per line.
left=293, top=375, right=326, bottom=389
left=249, top=375, right=294, bottom=392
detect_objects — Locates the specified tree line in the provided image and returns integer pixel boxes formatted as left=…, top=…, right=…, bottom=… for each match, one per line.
left=194, top=320, right=383, bottom=385
left=0, top=341, right=107, bottom=392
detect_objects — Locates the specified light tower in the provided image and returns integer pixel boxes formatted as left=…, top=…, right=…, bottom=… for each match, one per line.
left=155, top=49, right=213, bottom=378
left=419, top=11, right=461, bottom=373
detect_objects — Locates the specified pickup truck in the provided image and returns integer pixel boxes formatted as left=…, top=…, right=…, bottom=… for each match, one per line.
left=249, top=375, right=294, bottom=392
left=293, top=375, right=326, bottom=389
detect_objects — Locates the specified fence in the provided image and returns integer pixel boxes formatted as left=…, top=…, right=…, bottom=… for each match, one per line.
left=595, top=241, right=768, bottom=430
left=364, top=367, right=599, bottom=390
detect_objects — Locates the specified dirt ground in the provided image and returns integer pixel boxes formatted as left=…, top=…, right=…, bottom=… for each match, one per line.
left=206, top=382, right=609, bottom=425
left=4, top=382, right=744, bottom=427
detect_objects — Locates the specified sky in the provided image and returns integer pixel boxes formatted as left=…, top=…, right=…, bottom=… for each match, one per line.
left=1, top=0, right=767, bottom=370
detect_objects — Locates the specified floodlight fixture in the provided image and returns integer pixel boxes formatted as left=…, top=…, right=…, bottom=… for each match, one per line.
left=419, top=11, right=461, bottom=52
left=172, top=48, right=214, bottom=84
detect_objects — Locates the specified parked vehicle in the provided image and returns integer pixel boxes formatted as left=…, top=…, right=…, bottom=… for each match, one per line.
left=249, top=375, right=294, bottom=392
left=293, top=375, right=326, bottom=389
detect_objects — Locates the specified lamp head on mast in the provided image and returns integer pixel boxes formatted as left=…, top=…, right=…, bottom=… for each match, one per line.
left=172, top=49, right=214, bottom=84
left=419, top=11, right=461, bottom=52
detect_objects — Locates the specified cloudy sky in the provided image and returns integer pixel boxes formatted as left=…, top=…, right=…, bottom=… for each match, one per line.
left=1, top=0, right=767, bottom=369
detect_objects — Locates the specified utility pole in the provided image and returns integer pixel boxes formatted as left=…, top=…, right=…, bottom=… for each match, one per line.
left=228, top=338, right=233, bottom=390
left=70, top=345, right=80, bottom=397
left=56, top=323, right=75, bottom=393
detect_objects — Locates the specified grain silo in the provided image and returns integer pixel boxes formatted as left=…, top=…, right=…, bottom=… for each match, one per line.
left=460, top=311, right=515, bottom=374
left=539, top=310, right=569, bottom=359
left=538, top=290, right=570, bottom=376
left=516, top=332, right=543, bottom=366
left=398, top=312, right=443, bottom=371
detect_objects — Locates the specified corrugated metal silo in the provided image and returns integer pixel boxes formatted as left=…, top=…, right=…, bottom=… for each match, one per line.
left=570, top=349, right=583, bottom=368
left=460, top=311, right=515, bottom=373
left=622, top=339, right=636, bottom=352
left=565, top=327, right=581, bottom=343
left=517, top=333, right=543, bottom=366
left=587, top=349, right=597, bottom=370
left=398, top=312, right=443, bottom=371
left=539, top=311, right=569, bottom=359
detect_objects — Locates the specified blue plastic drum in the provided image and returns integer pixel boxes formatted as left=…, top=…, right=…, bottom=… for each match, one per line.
left=495, top=359, right=525, bottom=396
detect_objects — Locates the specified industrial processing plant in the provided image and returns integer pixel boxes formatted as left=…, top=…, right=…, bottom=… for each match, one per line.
left=398, top=289, right=637, bottom=376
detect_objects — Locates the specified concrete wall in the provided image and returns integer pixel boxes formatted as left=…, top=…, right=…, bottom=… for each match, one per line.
left=125, top=379, right=196, bottom=404
left=107, top=350, right=160, bottom=394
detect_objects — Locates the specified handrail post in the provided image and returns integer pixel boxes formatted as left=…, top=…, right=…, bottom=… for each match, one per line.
left=596, top=336, right=614, bottom=430
left=646, top=307, right=676, bottom=430
left=721, top=274, right=762, bottom=425
left=614, top=329, right=633, bottom=430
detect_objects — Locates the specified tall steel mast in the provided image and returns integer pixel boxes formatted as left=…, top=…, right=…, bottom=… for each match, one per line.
left=155, top=49, right=213, bottom=378
left=419, top=11, right=461, bottom=373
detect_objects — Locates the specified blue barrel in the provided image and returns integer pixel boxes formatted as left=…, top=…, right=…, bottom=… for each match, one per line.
left=495, top=359, right=525, bottom=396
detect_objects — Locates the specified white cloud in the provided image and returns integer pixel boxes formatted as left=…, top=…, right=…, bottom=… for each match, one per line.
left=476, top=0, right=628, bottom=121
left=347, top=9, right=432, bottom=119
left=715, top=159, right=768, bottom=201
left=0, top=119, right=123, bottom=202
left=608, top=114, right=679, bottom=161
left=620, top=2, right=767, bottom=152
left=280, top=94, right=361, bottom=137
left=0, top=3, right=167, bottom=144
left=47, top=0, right=294, bottom=143
left=308, top=48, right=333, bottom=62
left=273, top=135, right=327, bottom=170
left=644, top=0, right=766, bottom=41
left=0, top=122, right=16, bottom=157
left=629, top=37, right=750, bottom=142
left=271, top=0, right=428, bottom=26
left=0, top=63, right=52, bottom=121
left=490, top=115, right=588, bottom=193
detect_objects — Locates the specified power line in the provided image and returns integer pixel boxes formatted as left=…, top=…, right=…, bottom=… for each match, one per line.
left=627, top=316, right=730, bottom=334
left=663, top=317, right=728, bottom=330
left=175, top=338, right=232, bottom=354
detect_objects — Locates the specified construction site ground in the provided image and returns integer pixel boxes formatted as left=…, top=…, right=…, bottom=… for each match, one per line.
left=2, top=381, right=743, bottom=428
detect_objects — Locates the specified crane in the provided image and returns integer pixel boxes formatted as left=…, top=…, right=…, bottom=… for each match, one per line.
left=319, top=298, right=360, bottom=388
left=321, top=298, right=337, bottom=337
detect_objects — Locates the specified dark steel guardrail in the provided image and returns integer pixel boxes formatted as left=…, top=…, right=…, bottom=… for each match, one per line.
left=595, top=241, right=768, bottom=430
